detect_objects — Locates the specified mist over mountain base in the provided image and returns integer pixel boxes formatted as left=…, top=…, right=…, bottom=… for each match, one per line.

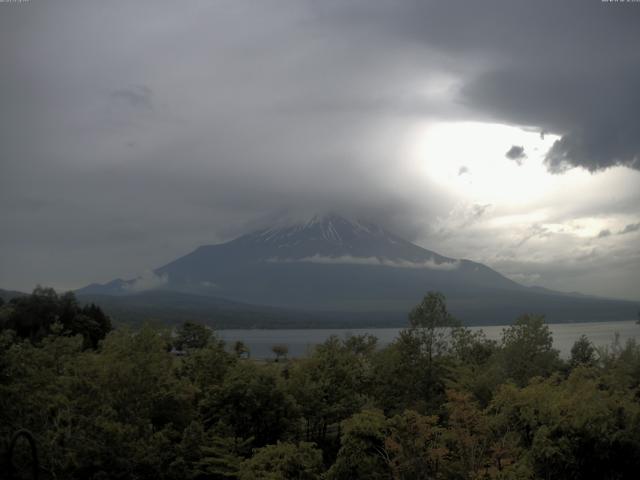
left=76, top=215, right=638, bottom=328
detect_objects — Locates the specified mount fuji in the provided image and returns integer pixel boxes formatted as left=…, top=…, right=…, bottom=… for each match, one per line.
left=77, top=214, right=637, bottom=326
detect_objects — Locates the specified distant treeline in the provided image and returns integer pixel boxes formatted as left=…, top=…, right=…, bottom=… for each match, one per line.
left=2, top=289, right=640, bottom=479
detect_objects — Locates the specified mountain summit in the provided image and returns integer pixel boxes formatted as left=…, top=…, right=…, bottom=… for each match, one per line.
left=78, top=214, right=637, bottom=325
left=80, top=213, right=515, bottom=296
left=209, top=213, right=460, bottom=266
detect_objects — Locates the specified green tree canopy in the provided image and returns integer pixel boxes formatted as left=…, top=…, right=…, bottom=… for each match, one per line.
left=500, top=314, right=560, bottom=386
left=271, top=344, right=289, bottom=361
left=0, top=286, right=111, bottom=348
left=288, top=336, right=369, bottom=443
left=174, top=321, right=212, bottom=350
left=371, top=292, right=460, bottom=414
left=569, top=334, right=597, bottom=368
left=238, top=442, right=323, bottom=480
left=202, top=361, right=299, bottom=449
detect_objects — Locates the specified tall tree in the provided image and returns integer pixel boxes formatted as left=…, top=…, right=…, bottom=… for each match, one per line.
left=288, top=336, right=368, bottom=443
left=500, top=314, right=560, bottom=386
left=372, top=292, right=458, bottom=413
left=272, top=344, right=289, bottom=362
left=569, top=335, right=596, bottom=368
left=408, top=292, right=459, bottom=364
left=174, top=321, right=212, bottom=350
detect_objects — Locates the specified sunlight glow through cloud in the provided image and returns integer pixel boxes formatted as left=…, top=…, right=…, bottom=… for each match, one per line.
left=399, top=121, right=640, bottom=299
left=410, top=122, right=560, bottom=205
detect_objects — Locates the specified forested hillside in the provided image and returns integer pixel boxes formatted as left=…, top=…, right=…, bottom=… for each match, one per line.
left=2, top=290, right=640, bottom=479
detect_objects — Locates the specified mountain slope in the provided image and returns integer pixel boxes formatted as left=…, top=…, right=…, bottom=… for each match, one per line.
left=77, top=290, right=408, bottom=329
left=77, top=214, right=638, bottom=325
left=0, top=288, right=28, bottom=302
left=157, top=214, right=516, bottom=290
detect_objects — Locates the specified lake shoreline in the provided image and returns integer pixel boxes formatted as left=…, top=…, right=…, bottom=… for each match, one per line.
left=217, top=320, right=640, bottom=359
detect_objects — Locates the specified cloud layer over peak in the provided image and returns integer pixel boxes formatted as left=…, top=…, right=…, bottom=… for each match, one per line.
left=1, top=0, right=639, bottom=299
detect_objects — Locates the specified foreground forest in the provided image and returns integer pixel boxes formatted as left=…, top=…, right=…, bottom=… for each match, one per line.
left=2, top=289, right=640, bottom=479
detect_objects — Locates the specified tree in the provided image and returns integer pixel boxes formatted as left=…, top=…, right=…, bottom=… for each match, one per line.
left=78, top=302, right=112, bottom=348
left=4, top=286, right=61, bottom=341
left=371, top=292, right=458, bottom=414
left=344, top=333, right=378, bottom=356
left=408, top=292, right=459, bottom=364
left=489, top=369, right=640, bottom=479
left=569, top=335, right=596, bottom=368
left=451, top=326, right=497, bottom=367
left=443, top=390, right=491, bottom=478
left=449, top=327, right=501, bottom=406
left=238, top=442, right=323, bottom=480
left=174, top=321, right=212, bottom=350
left=202, top=362, right=299, bottom=448
left=327, top=409, right=390, bottom=480
left=500, top=314, right=560, bottom=386
left=288, top=336, right=368, bottom=443
left=384, top=410, right=448, bottom=480
left=272, top=344, right=289, bottom=362
left=234, top=340, right=250, bottom=358
left=89, top=324, right=194, bottom=429
left=329, top=408, right=449, bottom=480
left=371, top=332, right=430, bottom=413
left=170, top=421, right=242, bottom=479
left=597, top=336, right=640, bottom=391
left=180, top=338, right=236, bottom=391
left=1, top=287, right=111, bottom=348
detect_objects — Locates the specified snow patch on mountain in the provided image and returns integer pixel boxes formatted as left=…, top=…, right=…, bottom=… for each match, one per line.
left=252, top=214, right=392, bottom=246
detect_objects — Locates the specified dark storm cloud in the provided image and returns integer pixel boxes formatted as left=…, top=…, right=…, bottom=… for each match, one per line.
left=505, top=145, right=526, bottom=165
left=0, top=0, right=459, bottom=290
left=619, top=223, right=640, bottom=235
left=0, top=0, right=639, bottom=296
left=314, top=0, right=640, bottom=173
left=598, top=229, right=611, bottom=239
left=448, top=1, right=640, bottom=173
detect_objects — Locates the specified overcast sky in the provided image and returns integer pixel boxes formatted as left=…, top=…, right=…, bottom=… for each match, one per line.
left=1, top=0, right=640, bottom=300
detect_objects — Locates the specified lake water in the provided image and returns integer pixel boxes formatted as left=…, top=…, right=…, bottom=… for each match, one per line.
left=218, top=321, right=640, bottom=359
